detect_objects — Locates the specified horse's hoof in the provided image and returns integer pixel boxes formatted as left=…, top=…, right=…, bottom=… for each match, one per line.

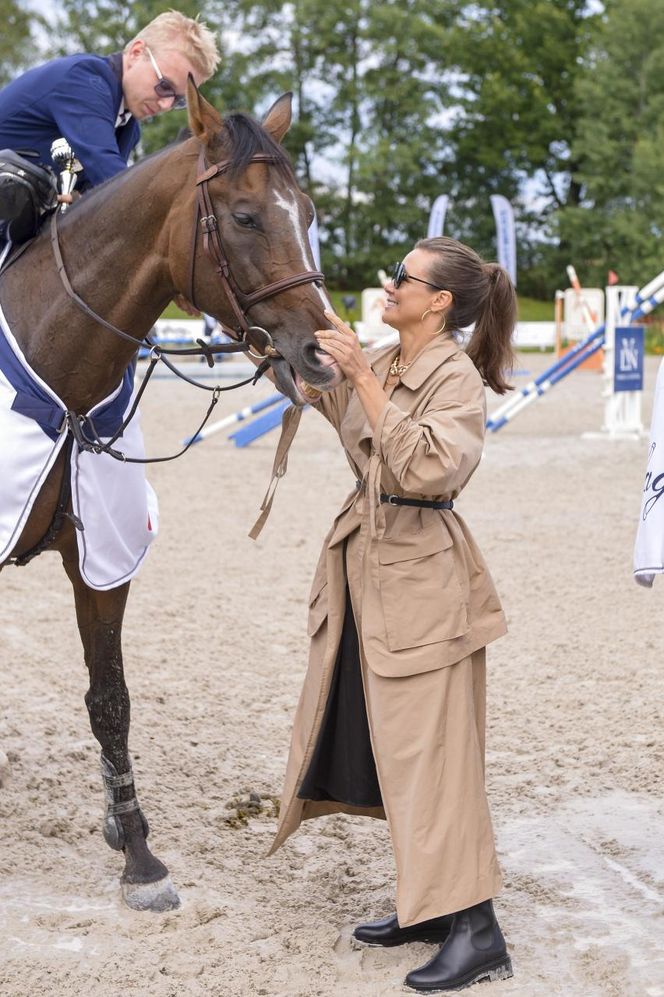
left=121, top=875, right=181, bottom=912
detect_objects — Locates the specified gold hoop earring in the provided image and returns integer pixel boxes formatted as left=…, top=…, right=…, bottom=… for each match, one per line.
left=422, top=308, right=447, bottom=334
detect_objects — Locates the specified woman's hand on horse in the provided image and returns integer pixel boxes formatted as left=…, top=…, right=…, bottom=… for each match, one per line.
left=315, top=310, right=371, bottom=384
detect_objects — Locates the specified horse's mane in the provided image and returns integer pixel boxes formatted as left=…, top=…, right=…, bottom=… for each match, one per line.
left=219, top=112, right=296, bottom=182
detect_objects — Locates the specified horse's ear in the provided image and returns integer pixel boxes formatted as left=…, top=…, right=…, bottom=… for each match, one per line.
left=186, top=75, right=223, bottom=144
left=262, top=93, right=293, bottom=143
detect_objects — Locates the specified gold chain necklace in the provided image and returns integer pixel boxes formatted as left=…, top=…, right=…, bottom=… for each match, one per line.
left=389, top=354, right=412, bottom=378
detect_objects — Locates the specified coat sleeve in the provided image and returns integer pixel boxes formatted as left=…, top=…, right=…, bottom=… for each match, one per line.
left=371, top=356, right=486, bottom=497
left=46, top=62, right=132, bottom=186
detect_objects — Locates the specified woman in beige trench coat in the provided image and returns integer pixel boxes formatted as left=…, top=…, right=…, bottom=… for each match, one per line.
left=269, top=237, right=516, bottom=993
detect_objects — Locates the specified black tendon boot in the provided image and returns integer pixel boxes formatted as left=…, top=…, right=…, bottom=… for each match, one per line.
left=404, top=899, right=513, bottom=993
left=353, top=911, right=452, bottom=947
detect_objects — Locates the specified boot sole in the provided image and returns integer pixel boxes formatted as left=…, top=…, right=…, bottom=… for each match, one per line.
left=404, top=954, right=513, bottom=993
left=351, top=931, right=451, bottom=950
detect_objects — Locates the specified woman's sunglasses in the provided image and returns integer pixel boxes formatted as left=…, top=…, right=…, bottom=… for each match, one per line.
left=390, top=261, right=447, bottom=291
left=145, top=46, right=187, bottom=110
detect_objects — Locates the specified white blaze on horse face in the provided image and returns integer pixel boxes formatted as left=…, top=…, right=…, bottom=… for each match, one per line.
left=273, top=190, right=331, bottom=310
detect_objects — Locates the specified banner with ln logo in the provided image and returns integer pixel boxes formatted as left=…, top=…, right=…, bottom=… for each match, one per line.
left=614, top=327, right=644, bottom=392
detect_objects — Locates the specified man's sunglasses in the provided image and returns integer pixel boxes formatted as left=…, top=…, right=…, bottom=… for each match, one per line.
left=390, top=261, right=447, bottom=291
left=146, top=45, right=187, bottom=110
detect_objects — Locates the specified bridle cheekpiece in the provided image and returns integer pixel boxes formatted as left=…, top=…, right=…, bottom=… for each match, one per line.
left=188, top=149, right=325, bottom=360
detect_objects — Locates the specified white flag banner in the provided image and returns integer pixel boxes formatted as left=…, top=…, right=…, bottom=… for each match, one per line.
left=634, top=357, right=664, bottom=586
left=427, top=195, right=449, bottom=239
left=308, top=210, right=321, bottom=269
left=490, top=194, right=517, bottom=286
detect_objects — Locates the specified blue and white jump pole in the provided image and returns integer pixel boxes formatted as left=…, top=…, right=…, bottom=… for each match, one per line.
left=182, top=392, right=285, bottom=446
left=487, top=268, right=664, bottom=433
left=229, top=397, right=292, bottom=448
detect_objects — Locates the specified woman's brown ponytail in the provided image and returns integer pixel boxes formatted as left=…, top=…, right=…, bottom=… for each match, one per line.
left=416, top=238, right=517, bottom=395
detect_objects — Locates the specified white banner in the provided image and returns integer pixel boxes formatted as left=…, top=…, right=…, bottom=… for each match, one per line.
left=490, top=194, right=517, bottom=286
left=427, top=195, right=449, bottom=239
left=634, top=358, right=664, bottom=586
left=308, top=209, right=321, bottom=269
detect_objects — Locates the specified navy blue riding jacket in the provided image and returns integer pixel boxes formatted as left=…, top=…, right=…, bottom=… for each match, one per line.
left=0, top=53, right=140, bottom=189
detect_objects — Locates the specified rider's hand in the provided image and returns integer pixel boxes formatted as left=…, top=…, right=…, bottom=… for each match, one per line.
left=57, top=194, right=73, bottom=205
left=173, top=294, right=201, bottom=317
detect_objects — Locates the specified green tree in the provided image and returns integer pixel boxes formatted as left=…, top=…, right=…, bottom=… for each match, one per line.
left=0, top=0, right=46, bottom=85
left=441, top=0, right=597, bottom=292
left=558, top=0, right=664, bottom=288
left=40, top=0, right=649, bottom=296
left=213, top=0, right=455, bottom=287
left=330, top=0, right=452, bottom=286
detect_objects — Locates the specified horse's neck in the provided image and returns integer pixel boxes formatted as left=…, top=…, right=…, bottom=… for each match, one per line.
left=0, top=145, right=194, bottom=410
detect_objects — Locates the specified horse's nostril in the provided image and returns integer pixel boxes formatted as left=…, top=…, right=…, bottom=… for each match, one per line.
left=303, top=340, right=324, bottom=365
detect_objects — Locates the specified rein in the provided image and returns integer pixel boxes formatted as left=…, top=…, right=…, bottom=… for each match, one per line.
left=48, top=149, right=325, bottom=464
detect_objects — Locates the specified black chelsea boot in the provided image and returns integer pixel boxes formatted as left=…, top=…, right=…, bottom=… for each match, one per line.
left=404, top=899, right=513, bottom=992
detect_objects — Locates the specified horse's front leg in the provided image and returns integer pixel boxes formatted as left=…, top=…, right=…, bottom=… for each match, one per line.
left=61, top=540, right=180, bottom=912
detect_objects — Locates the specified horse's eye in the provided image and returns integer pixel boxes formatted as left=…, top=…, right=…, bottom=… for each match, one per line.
left=232, top=213, right=256, bottom=229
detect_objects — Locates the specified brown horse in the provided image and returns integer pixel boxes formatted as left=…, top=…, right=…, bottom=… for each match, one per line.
left=0, top=81, right=340, bottom=911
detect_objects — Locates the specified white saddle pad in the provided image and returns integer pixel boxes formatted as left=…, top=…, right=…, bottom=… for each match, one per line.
left=0, top=302, right=157, bottom=590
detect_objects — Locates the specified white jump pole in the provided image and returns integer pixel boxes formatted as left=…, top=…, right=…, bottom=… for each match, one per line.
left=567, top=265, right=599, bottom=332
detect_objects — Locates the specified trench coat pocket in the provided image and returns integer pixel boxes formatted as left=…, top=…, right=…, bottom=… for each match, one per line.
left=377, top=527, right=468, bottom=651
left=307, top=579, right=329, bottom=637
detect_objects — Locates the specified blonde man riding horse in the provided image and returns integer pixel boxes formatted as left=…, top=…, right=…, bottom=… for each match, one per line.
left=0, top=11, right=219, bottom=192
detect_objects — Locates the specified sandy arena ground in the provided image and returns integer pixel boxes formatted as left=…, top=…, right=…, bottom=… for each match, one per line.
left=1, top=350, right=664, bottom=997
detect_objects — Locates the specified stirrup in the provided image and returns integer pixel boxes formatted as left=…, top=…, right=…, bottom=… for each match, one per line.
left=100, top=752, right=150, bottom=850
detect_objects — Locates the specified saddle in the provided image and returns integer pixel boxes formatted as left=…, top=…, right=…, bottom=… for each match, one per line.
left=0, top=149, right=58, bottom=244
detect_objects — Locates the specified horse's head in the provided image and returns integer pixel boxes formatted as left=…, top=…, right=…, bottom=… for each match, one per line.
left=172, top=81, right=343, bottom=405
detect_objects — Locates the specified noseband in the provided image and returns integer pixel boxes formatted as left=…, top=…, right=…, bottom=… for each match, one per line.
left=188, top=150, right=325, bottom=360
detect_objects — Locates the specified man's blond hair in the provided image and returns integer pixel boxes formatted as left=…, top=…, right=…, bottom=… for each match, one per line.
left=126, top=10, right=220, bottom=81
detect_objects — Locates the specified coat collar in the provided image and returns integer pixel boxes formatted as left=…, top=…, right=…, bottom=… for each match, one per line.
left=106, top=52, right=132, bottom=125
left=370, top=334, right=462, bottom=390
left=106, top=52, right=124, bottom=86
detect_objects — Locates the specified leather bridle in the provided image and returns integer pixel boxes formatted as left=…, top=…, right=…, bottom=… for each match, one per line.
left=187, top=149, right=325, bottom=360
left=50, top=147, right=325, bottom=366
